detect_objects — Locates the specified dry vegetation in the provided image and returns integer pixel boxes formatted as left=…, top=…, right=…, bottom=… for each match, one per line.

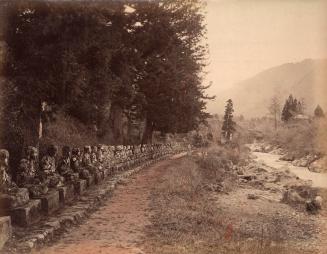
left=248, top=118, right=327, bottom=158
left=143, top=146, right=317, bottom=254
left=39, top=112, right=99, bottom=156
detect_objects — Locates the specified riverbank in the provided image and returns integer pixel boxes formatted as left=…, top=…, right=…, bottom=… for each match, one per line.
left=247, top=143, right=327, bottom=252
left=249, top=142, right=327, bottom=174
left=143, top=146, right=325, bottom=253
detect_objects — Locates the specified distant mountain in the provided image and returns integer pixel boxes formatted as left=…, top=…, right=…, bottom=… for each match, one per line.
left=213, top=59, right=327, bottom=117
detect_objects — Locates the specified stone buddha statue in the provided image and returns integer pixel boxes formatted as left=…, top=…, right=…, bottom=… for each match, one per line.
left=40, top=145, right=64, bottom=188
left=0, top=149, right=29, bottom=211
left=57, top=146, right=79, bottom=184
left=71, top=147, right=90, bottom=179
left=16, top=146, right=48, bottom=198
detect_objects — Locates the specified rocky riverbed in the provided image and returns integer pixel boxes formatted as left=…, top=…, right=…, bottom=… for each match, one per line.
left=248, top=143, right=327, bottom=188
left=235, top=143, right=327, bottom=253
left=249, top=142, right=327, bottom=173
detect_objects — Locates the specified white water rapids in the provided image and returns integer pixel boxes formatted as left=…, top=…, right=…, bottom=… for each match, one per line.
left=251, top=149, right=327, bottom=189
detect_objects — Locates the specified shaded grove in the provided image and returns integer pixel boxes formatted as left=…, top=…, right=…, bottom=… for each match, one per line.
left=0, top=0, right=211, bottom=172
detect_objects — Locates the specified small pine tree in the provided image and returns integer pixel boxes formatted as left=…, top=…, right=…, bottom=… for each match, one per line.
left=314, top=105, right=325, bottom=118
left=221, top=99, right=236, bottom=141
left=281, top=95, right=292, bottom=122
left=281, top=94, right=304, bottom=122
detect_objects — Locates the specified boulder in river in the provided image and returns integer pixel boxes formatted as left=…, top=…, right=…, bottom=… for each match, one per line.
left=241, top=175, right=257, bottom=181
left=281, top=190, right=305, bottom=205
left=280, top=153, right=295, bottom=162
left=270, top=148, right=284, bottom=155
left=263, top=145, right=275, bottom=153
left=306, top=196, right=323, bottom=214
left=237, top=169, right=244, bottom=175
left=293, top=155, right=317, bottom=168
left=247, top=193, right=259, bottom=200
left=313, top=196, right=323, bottom=209
left=308, top=157, right=327, bottom=173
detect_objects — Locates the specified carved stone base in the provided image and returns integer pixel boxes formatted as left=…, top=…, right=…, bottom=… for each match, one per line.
left=0, top=188, right=29, bottom=215
left=74, top=180, right=87, bottom=195
left=39, top=190, right=60, bottom=215
left=72, top=173, right=79, bottom=180
left=0, top=216, right=11, bottom=250
left=116, top=163, right=124, bottom=171
left=103, top=168, right=110, bottom=178
left=86, top=175, right=95, bottom=187
left=94, top=171, right=103, bottom=184
left=58, top=185, right=75, bottom=205
left=10, top=199, right=42, bottom=227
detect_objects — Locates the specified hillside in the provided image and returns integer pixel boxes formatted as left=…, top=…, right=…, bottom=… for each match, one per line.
left=214, top=59, right=327, bottom=117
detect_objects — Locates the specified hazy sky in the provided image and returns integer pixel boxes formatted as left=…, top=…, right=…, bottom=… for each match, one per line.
left=205, top=0, right=327, bottom=113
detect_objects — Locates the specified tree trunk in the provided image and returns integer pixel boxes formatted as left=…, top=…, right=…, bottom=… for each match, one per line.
left=141, top=118, right=154, bottom=145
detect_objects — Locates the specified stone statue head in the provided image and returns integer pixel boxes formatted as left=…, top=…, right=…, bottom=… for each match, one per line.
left=0, top=149, right=9, bottom=167
left=84, top=146, right=91, bottom=154
left=91, top=146, right=98, bottom=153
left=19, top=158, right=29, bottom=172
left=72, top=148, right=81, bottom=156
left=47, top=145, right=58, bottom=157
left=97, top=144, right=105, bottom=151
left=26, top=146, right=38, bottom=161
left=62, top=146, right=71, bottom=158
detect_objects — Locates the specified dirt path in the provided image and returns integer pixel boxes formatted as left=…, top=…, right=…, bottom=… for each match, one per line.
left=34, top=149, right=327, bottom=254
left=37, top=158, right=178, bottom=254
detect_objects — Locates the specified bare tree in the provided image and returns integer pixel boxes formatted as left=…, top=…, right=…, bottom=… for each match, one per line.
left=268, top=95, right=281, bottom=130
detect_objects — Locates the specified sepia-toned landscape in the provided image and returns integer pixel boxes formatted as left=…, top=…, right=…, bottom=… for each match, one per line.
left=0, top=0, right=327, bottom=253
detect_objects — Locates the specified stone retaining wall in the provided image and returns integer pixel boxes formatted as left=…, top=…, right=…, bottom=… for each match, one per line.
left=0, top=142, right=186, bottom=252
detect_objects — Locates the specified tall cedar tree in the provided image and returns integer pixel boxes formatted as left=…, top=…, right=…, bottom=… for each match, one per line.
left=130, top=0, right=212, bottom=142
left=1, top=0, right=212, bottom=169
left=221, top=99, right=235, bottom=141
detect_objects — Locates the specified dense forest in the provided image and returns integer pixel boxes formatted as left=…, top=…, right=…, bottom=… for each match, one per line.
left=0, top=0, right=211, bottom=167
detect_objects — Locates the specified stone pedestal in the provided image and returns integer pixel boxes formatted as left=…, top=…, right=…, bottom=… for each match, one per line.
left=58, top=185, right=75, bottom=205
left=0, top=188, right=29, bottom=216
left=103, top=168, right=110, bottom=178
left=39, top=190, right=60, bottom=215
left=0, top=216, right=11, bottom=250
left=94, top=171, right=103, bottom=184
left=10, top=199, right=42, bottom=227
left=125, top=161, right=131, bottom=169
left=72, top=173, right=79, bottom=179
left=86, top=175, right=95, bottom=187
left=116, top=163, right=124, bottom=171
left=74, top=180, right=87, bottom=195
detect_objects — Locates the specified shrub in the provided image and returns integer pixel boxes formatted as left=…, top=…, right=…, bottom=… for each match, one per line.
left=40, top=111, right=98, bottom=157
left=252, top=118, right=324, bottom=158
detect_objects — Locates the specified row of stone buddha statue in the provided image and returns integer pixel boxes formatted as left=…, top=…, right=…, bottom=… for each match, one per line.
left=0, top=143, right=176, bottom=202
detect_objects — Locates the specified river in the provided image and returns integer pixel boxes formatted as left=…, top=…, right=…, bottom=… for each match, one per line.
left=252, top=151, right=327, bottom=189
